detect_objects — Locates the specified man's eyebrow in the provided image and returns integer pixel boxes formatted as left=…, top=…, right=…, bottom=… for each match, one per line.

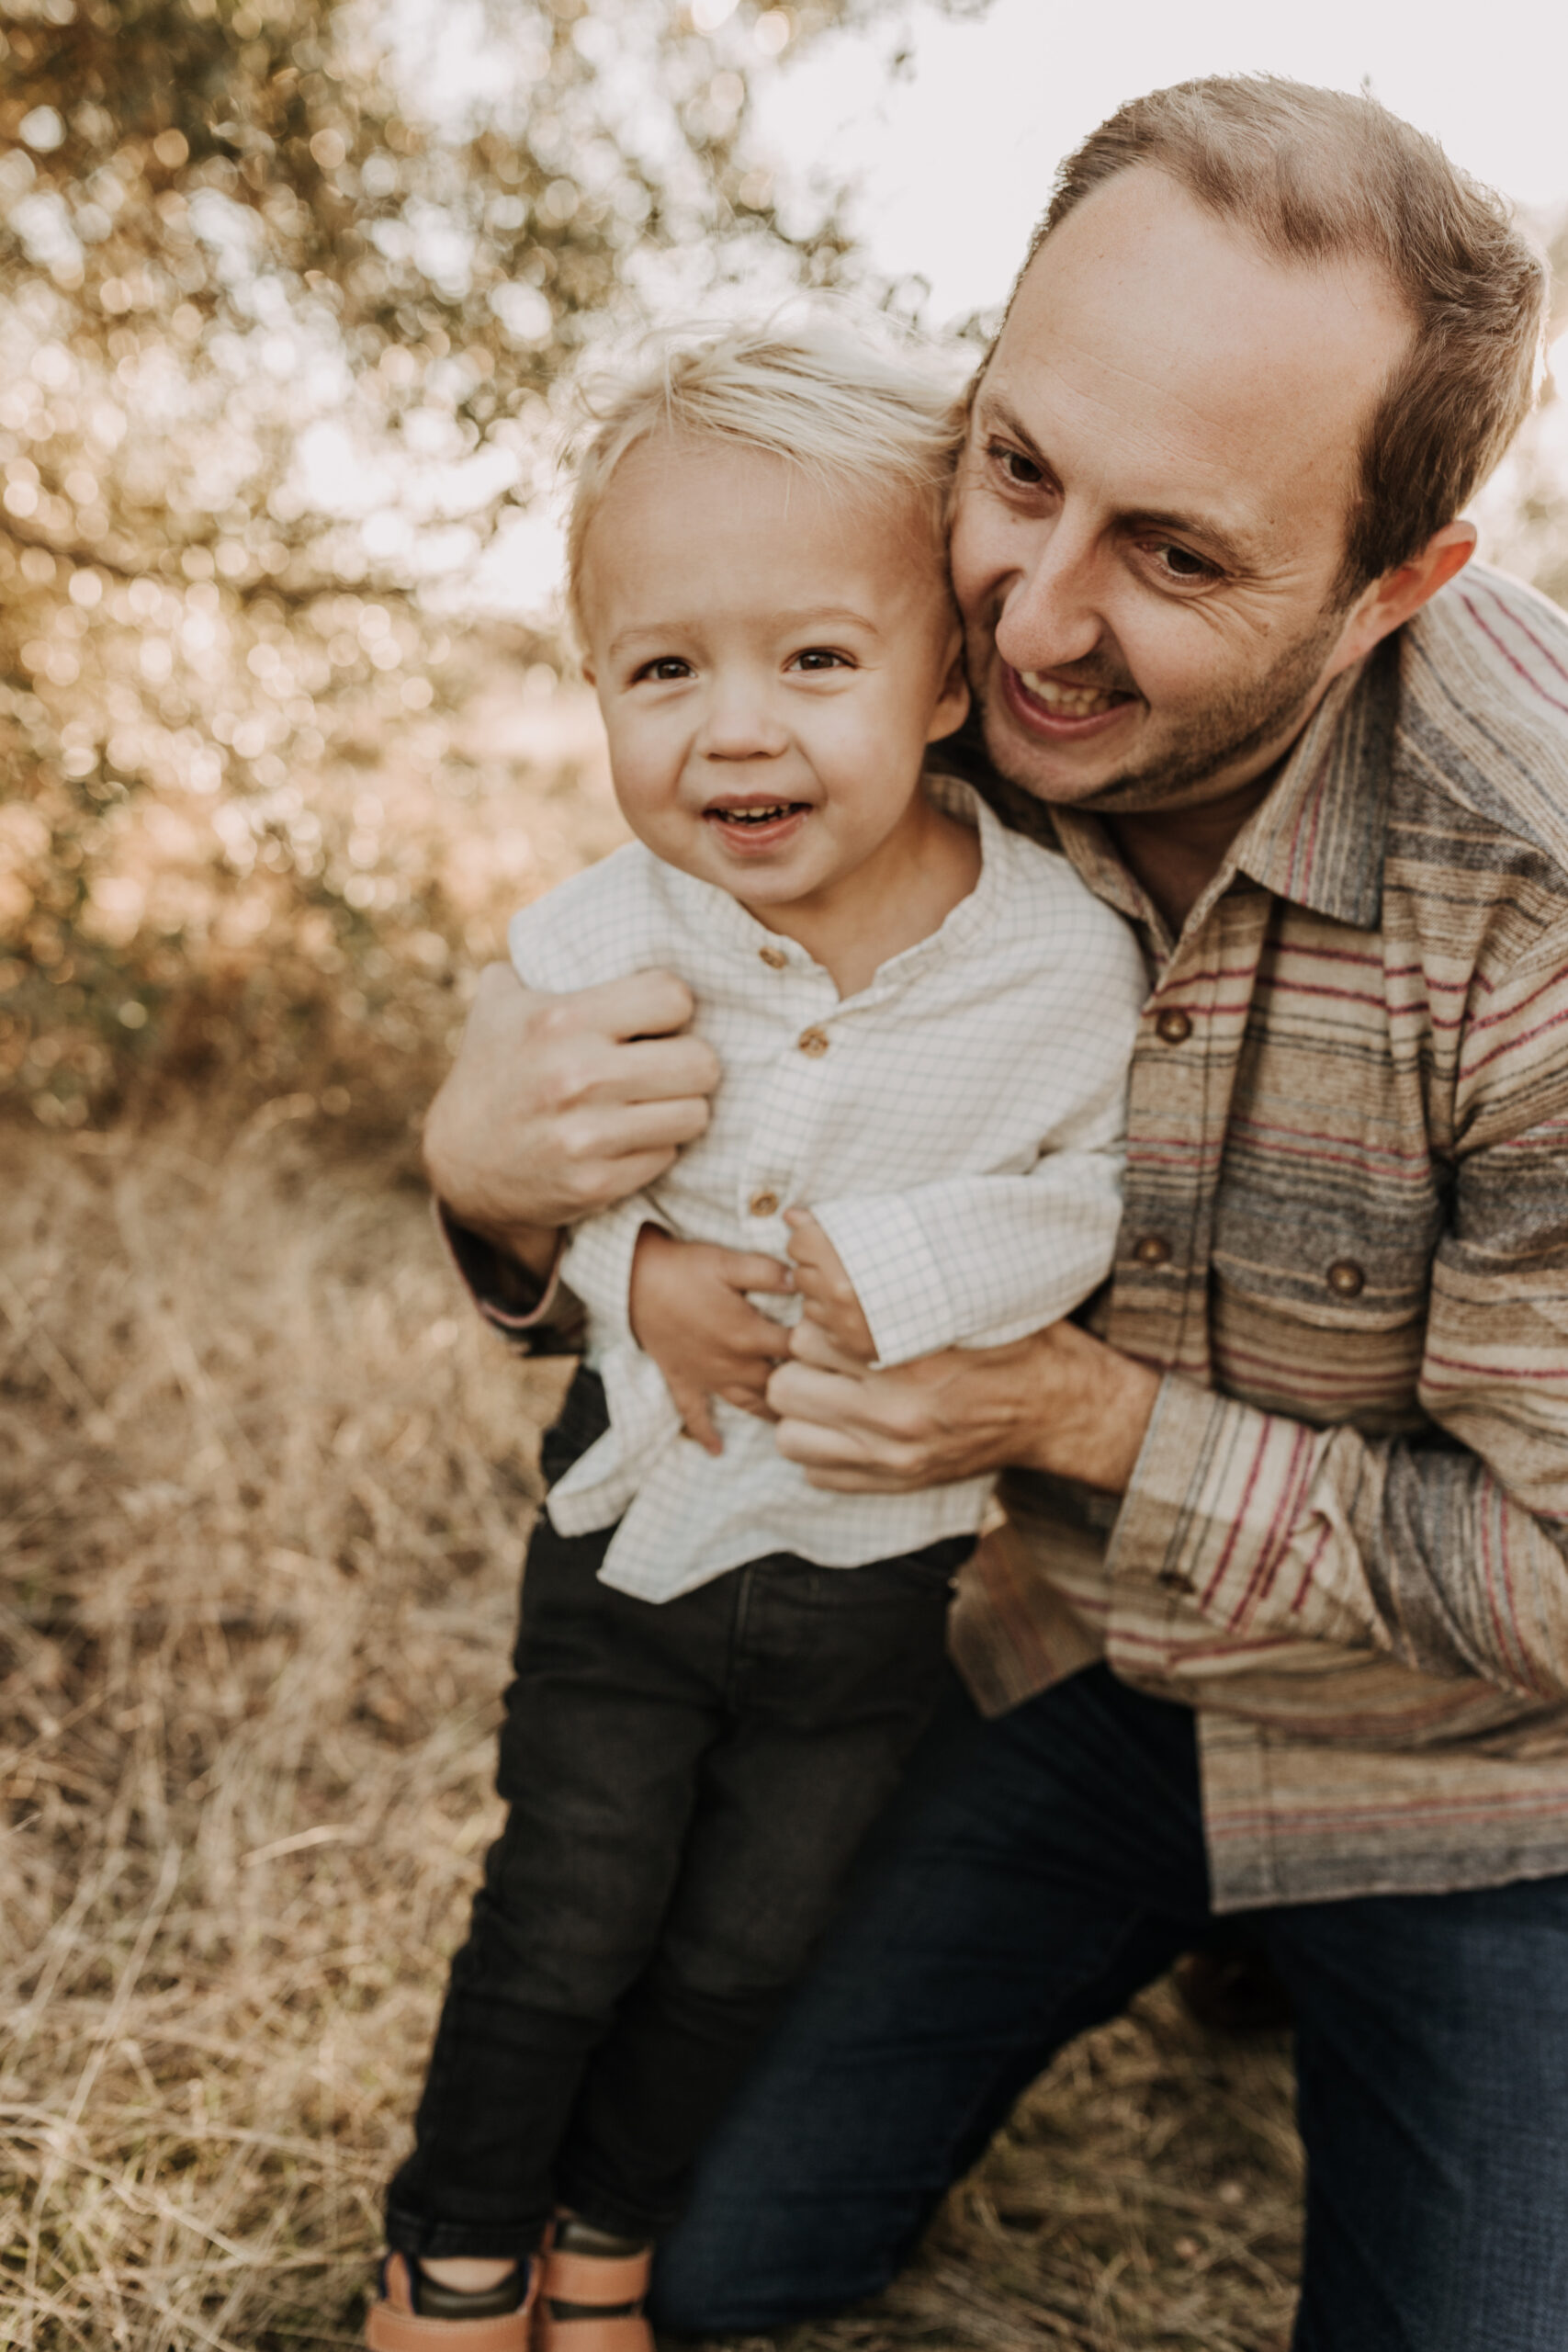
left=972, top=389, right=1266, bottom=573
left=973, top=390, right=1052, bottom=472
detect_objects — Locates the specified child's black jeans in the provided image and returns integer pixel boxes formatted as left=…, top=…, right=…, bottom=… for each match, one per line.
left=386, top=1366, right=968, bottom=2259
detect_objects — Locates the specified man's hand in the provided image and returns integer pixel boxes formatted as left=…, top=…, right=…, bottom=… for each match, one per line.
left=423, top=963, right=721, bottom=1272
left=784, top=1211, right=877, bottom=1363
left=630, top=1226, right=795, bottom=1456
left=769, top=1317, right=1161, bottom=1496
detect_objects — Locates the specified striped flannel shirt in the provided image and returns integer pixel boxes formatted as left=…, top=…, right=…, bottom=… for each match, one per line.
left=949, top=564, right=1568, bottom=1909
left=452, top=562, right=1568, bottom=1914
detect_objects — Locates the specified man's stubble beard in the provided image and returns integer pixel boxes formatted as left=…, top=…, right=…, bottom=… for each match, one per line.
left=970, top=601, right=1349, bottom=817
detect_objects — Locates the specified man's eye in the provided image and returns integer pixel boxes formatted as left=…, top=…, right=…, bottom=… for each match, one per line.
left=636, top=657, right=691, bottom=682
left=789, top=648, right=849, bottom=672
left=990, top=443, right=1044, bottom=489
left=1150, top=543, right=1217, bottom=583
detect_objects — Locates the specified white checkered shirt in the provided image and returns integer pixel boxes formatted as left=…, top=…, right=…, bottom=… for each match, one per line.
left=507, top=777, right=1148, bottom=1601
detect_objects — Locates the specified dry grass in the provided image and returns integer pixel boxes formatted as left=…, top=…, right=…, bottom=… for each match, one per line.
left=0, top=1113, right=1302, bottom=2351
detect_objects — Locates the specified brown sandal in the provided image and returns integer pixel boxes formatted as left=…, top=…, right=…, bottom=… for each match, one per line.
left=365, top=2253, right=537, bottom=2351
left=530, top=2242, right=653, bottom=2352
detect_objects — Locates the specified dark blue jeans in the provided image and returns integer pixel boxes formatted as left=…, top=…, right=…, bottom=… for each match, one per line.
left=652, top=1663, right=1568, bottom=2352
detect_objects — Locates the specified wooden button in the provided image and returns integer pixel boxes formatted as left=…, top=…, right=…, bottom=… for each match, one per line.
left=1157, top=1567, right=1193, bottom=1594
left=749, top=1190, right=779, bottom=1217
left=1326, top=1258, right=1366, bottom=1297
left=759, top=944, right=787, bottom=968
left=1133, top=1233, right=1173, bottom=1267
left=797, top=1025, right=829, bottom=1057
left=1156, top=1008, right=1192, bottom=1045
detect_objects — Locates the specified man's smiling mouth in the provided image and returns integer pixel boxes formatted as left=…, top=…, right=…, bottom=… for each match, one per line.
left=1016, top=669, right=1130, bottom=718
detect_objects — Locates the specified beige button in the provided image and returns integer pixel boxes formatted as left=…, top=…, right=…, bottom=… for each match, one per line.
left=1133, top=1233, right=1173, bottom=1268
left=1327, top=1258, right=1366, bottom=1298
left=759, top=944, right=787, bottom=969
left=797, top=1025, right=829, bottom=1057
left=749, top=1190, right=780, bottom=1217
left=1156, top=1007, right=1192, bottom=1046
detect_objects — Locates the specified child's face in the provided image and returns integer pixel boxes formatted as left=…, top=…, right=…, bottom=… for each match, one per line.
left=577, top=435, right=968, bottom=919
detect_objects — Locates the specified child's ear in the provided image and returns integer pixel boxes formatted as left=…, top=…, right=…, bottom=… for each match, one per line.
left=926, top=631, right=971, bottom=743
left=581, top=657, right=597, bottom=687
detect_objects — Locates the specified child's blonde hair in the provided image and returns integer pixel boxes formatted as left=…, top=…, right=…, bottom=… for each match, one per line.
left=565, top=319, right=966, bottom=639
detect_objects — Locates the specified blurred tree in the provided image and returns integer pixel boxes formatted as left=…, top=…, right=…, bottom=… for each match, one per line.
left=0, top=0, right=987, bottom=1126
left=1472, top=213, right=1568, bottom=611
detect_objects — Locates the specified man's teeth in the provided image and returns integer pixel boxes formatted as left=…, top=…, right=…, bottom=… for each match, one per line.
left=1018, top=671, right=1121, bottom=717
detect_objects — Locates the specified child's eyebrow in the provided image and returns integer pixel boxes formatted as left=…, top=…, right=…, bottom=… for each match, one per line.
left=770, top=605, right=885, bottom=637
left=607, top=606, right=886, bottom=659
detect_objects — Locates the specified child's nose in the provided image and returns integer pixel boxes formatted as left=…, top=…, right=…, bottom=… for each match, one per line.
left=701, top=688, right=788, bottom=760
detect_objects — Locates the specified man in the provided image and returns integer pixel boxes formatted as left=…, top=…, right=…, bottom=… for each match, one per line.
left=427, top=78, right=1568, bottom=2348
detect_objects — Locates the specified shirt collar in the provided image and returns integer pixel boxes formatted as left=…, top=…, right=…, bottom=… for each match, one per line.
left=1227, top=638, right=1396, bottom=931
left=651, top=772, right=1007, bottom=992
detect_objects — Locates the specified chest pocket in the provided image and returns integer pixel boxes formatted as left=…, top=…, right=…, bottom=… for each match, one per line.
left=1206, top=933, right=1449, bottom=1427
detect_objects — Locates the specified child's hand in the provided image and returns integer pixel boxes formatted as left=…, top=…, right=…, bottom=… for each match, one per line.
left=629, top=1225, right=794, bottom=1456
left=784, top=1211, right=877, bottom=1365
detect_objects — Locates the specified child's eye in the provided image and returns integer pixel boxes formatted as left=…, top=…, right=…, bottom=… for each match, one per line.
left=634, top=657, right=693, bottom=683
left=788, top=648, right=852, bottom=673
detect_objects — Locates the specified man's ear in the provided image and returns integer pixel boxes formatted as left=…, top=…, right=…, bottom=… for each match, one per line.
left=926, top=628, right=972, bottom=743
left=1333, top=521, right=1477, bottom=674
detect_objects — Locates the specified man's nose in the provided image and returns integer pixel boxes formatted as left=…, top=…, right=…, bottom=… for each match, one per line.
left=994, top=512, right=1106, bottom=674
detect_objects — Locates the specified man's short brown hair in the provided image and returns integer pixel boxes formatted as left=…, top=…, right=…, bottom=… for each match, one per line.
left=1024, top=76, right=1550, bottom=599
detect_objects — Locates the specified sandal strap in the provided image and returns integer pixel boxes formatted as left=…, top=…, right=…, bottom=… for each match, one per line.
left=538, top=2248, right=650, bottom=2305
left=535, top=2314, right=652, bottom=2352
left=366, top=2255, right=536, bottom=2352
left=533, top=2245, right=653, bottom=2352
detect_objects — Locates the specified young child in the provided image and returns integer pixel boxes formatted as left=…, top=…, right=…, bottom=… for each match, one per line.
left=367, top=325, right=1147, bottom=2351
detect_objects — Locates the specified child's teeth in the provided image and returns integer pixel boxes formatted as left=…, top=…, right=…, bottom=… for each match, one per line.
left=1019, top=672, right=1120, bottom=717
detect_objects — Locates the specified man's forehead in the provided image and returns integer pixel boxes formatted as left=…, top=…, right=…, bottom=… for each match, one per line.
left=1006, top=164, right=1408, bottom=351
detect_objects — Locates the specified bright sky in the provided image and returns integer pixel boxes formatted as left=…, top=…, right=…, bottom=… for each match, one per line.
left=470, top=0, right=1568, bottom=612
left=754, top=0, right=1568, bottom=326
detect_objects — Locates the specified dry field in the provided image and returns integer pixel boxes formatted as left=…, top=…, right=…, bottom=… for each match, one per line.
left=0, top=1109, right=1302, bottom=2352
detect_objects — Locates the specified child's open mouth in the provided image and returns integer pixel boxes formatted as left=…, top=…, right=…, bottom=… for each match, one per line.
left=703, top=800, right=812, bottom=852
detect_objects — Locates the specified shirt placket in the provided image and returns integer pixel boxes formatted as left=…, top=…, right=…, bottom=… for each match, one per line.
left=737, top=951, right=842, bottom=1239
left=1106, top=885, right=1271, bottom=1383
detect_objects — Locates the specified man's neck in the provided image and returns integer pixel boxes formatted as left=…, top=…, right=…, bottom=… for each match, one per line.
left=1107, top=770, right=1280, bottom=936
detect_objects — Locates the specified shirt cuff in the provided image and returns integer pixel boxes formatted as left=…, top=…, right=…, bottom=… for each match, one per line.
left=433, top=1201, right=582, bottom=1352
left=558, top=1198, right=655, bottom=1352
left=807, top=1194, right=960, bottom=1366
left=1106, top=1373, right=1370, bottom=1648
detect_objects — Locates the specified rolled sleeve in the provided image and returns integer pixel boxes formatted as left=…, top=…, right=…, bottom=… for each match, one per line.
left=434, top=1203, right=581, bottom=1353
